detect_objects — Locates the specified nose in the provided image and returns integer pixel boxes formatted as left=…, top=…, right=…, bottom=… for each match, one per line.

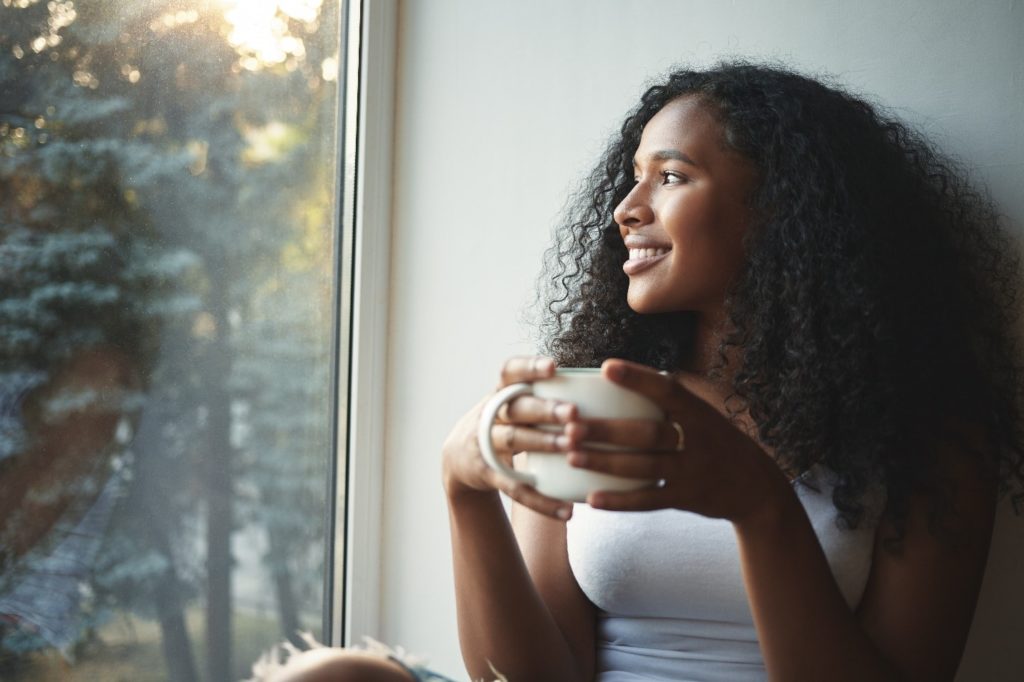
left=613, top=183, right=654, bottom=233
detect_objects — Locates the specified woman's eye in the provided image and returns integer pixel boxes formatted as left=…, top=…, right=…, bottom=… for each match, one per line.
left=661, top=171, right=687, bottom=185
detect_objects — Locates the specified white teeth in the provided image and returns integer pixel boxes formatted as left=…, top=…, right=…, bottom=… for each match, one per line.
left=628, top=248, right=669, bottom=260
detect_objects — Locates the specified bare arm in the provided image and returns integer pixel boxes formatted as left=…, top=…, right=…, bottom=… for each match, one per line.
left=443, top=357, right=595, bottom=682
left=855, top=448, right=996, bottom=679
left=446, top=490, right=594, bottom=682
left=511, top=501, right=596, bottom=682
left=735, top=438, right=996, bottom=681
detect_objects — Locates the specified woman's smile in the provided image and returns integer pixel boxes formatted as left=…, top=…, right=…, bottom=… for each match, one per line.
left=623, top=250, right=670, bottom=275
left=623, top=238, right=672, bottom=275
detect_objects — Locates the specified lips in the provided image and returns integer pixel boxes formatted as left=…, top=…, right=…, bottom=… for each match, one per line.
left=621, top=234, right=672, bottom=275
left=623, top=247, right=671, bottom=275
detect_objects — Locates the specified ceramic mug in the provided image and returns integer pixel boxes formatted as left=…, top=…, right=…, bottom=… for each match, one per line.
left=476, top=368, right=663, bottom=502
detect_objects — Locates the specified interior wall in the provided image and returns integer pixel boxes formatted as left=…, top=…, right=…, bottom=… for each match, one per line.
left=381, top=1, right=1024, bottom=678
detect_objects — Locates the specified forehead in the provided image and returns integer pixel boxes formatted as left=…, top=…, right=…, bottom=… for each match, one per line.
left=637, top=96, right=756, bottom=183
left=636, top=96, right=726, bottom=157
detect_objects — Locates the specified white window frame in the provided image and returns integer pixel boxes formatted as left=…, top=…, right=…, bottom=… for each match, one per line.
left=328, top=0, right=398, bottom=647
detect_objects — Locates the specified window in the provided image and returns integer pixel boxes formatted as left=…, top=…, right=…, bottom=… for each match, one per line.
left=0, top=1, right=357, bottom=679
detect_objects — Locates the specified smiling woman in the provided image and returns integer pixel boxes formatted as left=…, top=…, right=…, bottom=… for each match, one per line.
left=439, top=62, right=1023, bottom=682
left=258, top=58, right=1023, bottom=682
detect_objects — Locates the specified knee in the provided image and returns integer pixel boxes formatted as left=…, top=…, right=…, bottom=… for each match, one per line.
left=265, top=647, right=415, bottom=682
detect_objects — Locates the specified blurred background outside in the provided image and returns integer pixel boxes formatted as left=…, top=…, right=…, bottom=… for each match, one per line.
left=0, top=1, right=345, bottom=680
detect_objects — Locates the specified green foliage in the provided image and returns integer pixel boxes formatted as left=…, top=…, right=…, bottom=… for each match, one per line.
left=2, top=0, right=340, bottom=675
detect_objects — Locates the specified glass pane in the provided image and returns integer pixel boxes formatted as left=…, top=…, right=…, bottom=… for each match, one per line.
left=0, top=1, right=344, bottom=680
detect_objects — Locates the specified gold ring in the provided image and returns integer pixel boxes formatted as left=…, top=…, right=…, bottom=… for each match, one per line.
left=671, top=421, right=685, bottom=451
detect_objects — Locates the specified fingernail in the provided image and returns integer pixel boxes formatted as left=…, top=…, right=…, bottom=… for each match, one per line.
left=555, top=435, right=570, bottom=449
left=556, top=506, right=571, bottom=520
left=568, top=452, right=586, bottom=467
left=604, top=363, right=624, bottom=380
left=554, top=403, right=574, bottom=422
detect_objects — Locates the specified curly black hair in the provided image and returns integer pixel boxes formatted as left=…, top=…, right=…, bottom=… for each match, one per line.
left=539, top=61, right=1024, bottom=545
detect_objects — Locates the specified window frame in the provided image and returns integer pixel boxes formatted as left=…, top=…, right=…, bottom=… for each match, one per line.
left=326, top=0, right=399, bottom=647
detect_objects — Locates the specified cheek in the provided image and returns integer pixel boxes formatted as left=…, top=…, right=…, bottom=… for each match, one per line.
left=665, top=222, right=747, bottom=298
left=683, top=200, right=748, bottom=271
left=667, top=221, right=738, bottom=273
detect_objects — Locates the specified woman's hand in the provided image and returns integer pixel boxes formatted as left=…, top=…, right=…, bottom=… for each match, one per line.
left=442, top=356, right=579, bottom=521
left=567, top=358, right=790, bottom=523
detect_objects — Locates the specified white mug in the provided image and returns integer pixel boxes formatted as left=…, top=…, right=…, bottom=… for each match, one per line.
left=477, top=368, right=663, bottom=502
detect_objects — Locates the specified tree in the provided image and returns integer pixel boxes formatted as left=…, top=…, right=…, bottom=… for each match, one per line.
left=1, top=1, right=340, bottom=679
left=1, top=4, right=200, bottom=679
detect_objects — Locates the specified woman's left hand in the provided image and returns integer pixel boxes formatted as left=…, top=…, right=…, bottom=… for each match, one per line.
left=567, top=358, right=791, bottom=523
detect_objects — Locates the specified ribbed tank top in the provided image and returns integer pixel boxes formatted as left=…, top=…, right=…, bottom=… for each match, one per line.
left=566, top=463, right=883, bottom=681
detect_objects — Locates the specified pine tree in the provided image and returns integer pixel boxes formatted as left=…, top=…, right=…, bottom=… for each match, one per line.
left=2, top=1, right=341, bottom=679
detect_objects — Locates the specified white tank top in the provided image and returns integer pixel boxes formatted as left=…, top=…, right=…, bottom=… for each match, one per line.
left=566, top=463, right=884, bottom=681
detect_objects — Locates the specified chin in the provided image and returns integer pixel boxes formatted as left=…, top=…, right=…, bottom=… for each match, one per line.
left=626, top=287, right=700, bottom=316
left=626, top=294, right=674, bottom=315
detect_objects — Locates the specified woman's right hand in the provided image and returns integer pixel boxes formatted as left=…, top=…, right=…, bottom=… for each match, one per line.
left=441, top=356, right=579, bottom=521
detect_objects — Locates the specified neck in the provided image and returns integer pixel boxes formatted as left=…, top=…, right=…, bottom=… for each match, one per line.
left=684, top=307, right=739, bottom=381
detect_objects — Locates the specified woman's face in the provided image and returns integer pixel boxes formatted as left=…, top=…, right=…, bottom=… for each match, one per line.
left=614, top=96, right=758, bottom=316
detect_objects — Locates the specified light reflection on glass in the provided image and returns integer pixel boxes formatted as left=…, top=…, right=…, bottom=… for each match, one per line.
left=0, top=0, right=343, bottom=679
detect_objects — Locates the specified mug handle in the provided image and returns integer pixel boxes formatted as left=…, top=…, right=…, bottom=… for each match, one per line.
left=476, top=382, right=539, bottom=487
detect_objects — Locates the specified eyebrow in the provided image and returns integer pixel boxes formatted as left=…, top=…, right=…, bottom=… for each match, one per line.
left=633, top=149, right=699, bottom=167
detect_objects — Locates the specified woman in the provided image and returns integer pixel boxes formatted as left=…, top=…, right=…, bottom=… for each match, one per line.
left=271, top=62, right=1023, bottom=681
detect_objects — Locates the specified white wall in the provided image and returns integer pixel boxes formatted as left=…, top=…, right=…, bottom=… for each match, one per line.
left=378, top=1, right=1024, bottom=678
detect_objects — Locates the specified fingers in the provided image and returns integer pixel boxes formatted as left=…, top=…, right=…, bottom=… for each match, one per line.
left=496, top=356, right=575, bottom=425
left=587, top=487, right=672, bottom=512
left=568, top=449, right=673, bottom=480
left=483, top=468, right=574, bottom=521
left=499, top=356, right=556, bottom=387
left=499, top=395, right=577, bottom=425
left=506, top=482, right=575, bottom=521
left=601, top=358, right=704, bottom=414
left=567, top=418, right=678, bottom=451
left=490, top=424, right=569, bottom=454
